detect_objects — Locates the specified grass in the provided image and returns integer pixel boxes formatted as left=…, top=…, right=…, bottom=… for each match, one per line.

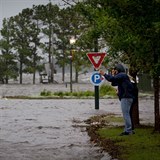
left=88, top=115, right=160, bottom=160
left=98, top=127, right=160, bottom=160
left=102, top=115, right=124, bottom=123
left=40, top=84, right=117, bottom=98
left=99, top=84, right=117, bottom=97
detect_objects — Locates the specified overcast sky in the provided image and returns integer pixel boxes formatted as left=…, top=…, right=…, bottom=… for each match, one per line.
left=0, top=0, right=65, bottom=29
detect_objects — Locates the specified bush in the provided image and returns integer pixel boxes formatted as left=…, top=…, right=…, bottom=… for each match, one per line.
left=84, top=90, right=94, bottom=97
left=40, top=85, right=116, bottom=98
left=100, top=84, right=117, bottom=97
left=40, top=89, right=52, bottom=96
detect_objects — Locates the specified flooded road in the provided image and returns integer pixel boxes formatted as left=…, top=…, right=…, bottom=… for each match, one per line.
left=0, top=97, right=154, bottom=160
left=0, top=99, right=115, bottom=160
left=0, top=82, right=154, bottom=160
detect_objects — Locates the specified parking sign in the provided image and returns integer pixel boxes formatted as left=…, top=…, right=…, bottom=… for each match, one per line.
left=90, top=72, right=104, bottom=86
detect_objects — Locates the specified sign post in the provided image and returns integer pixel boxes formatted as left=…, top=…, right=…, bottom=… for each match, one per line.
left=87, top=52, right=106, bottom=109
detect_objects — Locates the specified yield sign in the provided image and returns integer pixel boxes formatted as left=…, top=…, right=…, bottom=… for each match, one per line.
left=87, top=52, right=106, bottom=69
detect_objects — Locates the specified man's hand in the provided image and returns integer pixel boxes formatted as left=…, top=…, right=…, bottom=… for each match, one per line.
left=111, top=69, right=116, bottom=76
left=99, top=70, right=105, bottom=76
left=111, top=69, right=118, bottom=76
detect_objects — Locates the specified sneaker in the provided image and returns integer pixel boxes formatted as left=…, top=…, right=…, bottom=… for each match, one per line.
left=119, top=131, right=132, bottom=136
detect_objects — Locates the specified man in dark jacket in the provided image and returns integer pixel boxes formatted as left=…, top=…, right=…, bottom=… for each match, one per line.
left=99, top=64, right=135, bottom=136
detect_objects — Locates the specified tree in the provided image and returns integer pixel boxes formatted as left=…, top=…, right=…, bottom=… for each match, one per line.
left=53, top=7, right=71, bottom=82
left=55, top=5, right=92, bottom=83
left=0, top=7, right=44, bottom=84
left=78, top=0, right=160, bottom=131
left=0, top=18, right=18, bottom=83
left=63, top=6, right=92, bottom=82
left=11, top=8, right=36, bottom=84
left=27, top=7, right=43, bottom=84
left=35, top=3, right=60, bottom=83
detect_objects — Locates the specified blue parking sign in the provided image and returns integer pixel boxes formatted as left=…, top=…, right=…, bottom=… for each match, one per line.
left=90, top=72, right=104, bottom=86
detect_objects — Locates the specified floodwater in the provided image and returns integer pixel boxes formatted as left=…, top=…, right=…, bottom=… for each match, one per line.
left=0, top=82, right=154, bottom=160
left=0, top=98, right=116, bottom=160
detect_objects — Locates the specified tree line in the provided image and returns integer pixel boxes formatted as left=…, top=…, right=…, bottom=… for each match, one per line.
left=0, top=3, right=96, bottom=84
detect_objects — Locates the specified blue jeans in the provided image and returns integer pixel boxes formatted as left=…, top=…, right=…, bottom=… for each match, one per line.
left=121, top=98, right=133, bottom=133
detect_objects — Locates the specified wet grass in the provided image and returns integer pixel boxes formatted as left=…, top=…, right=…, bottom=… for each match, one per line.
left=39, top=84, right=117, bottom=98
left=102, top=115, right=124, bottom=123
left=98, top=127, right=160, bottom=160
left=86, top=114, right=160, bottom=160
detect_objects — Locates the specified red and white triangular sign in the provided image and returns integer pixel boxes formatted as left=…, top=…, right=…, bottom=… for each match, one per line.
left=87, top=52, right=106, bottom=69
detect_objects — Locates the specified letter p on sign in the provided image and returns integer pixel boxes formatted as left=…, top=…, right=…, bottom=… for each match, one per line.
left=90, top=72, right=104, bottom=86
left=94, top=74, right=100, bottom=82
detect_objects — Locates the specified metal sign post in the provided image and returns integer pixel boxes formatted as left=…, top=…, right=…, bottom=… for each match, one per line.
left=87, top=52, right=106, bottom=110
left=90, top=71, right=104, bottom=109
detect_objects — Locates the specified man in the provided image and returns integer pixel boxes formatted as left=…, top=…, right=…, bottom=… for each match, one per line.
left=99, top=64, right=135, bottom=136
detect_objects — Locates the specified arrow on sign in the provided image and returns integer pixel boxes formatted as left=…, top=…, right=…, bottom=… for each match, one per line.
left=87, top=52, right=106, bottom=69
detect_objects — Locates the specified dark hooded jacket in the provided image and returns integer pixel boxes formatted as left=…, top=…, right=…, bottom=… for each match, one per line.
left=103, top=64, right=134, bottom=100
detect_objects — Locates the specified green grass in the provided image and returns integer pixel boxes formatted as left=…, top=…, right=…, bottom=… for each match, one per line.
left=40, top=84, right=117, bottom=98
left=99, top=84, right=117, bottom=97
left=52, top=90, right=95, bottom=98
left=40, top=89, right=52, bottom=96
left=102, top=115, right=124, bottom=123
left=98, top=126, right=160, bottom=160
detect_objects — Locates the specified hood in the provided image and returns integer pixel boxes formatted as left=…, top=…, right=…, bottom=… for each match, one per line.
left=114, top=64, right=125, bottom=73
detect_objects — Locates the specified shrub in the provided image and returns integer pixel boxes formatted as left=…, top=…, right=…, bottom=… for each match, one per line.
left=54, top=91, right=64, bottom=97
left=40, top=89, right=52, bottom=96
left=100, top=84, right=117, bottom=97
left=40, top=85, right=116, bottom=98
left=84, top=90, right=94, bottom=97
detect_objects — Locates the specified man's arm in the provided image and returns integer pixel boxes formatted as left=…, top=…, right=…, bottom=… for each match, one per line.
left=99, top=70, right=122, bottom=83
left=99, top=70, right=116, bottom=82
